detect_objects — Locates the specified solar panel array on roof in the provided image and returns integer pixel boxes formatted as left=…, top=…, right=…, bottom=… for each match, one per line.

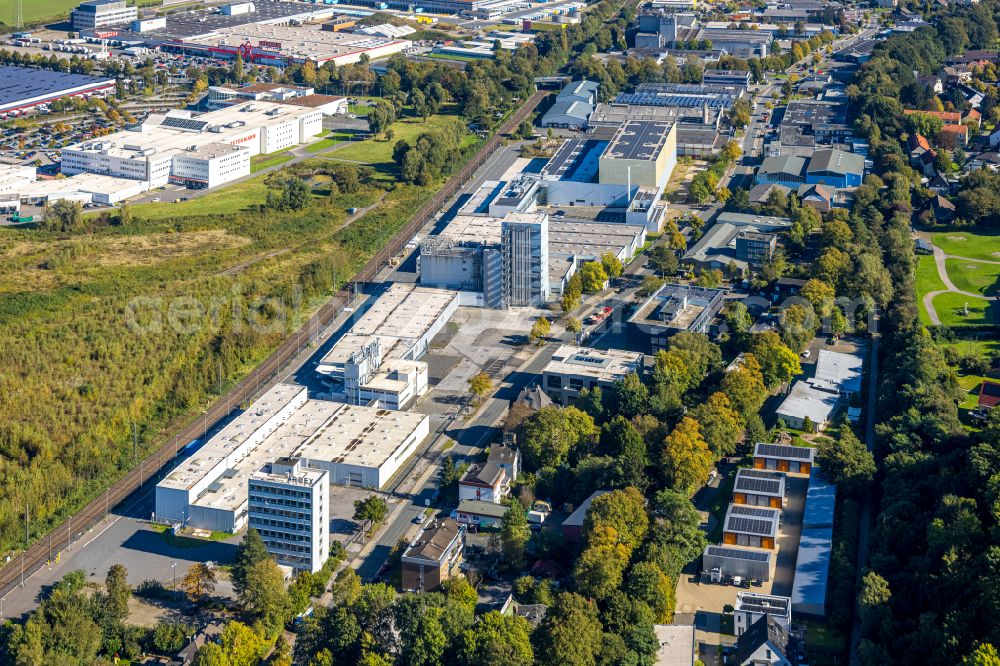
left=614, top=92, right=735, bottom=109
left=728, top=504, right=780, bottom=518
left=604, top=120, right=673, bottom=161
left=705, top=545, right=771, bottom=562
left=755, top=443, right=814, bottom=460
left=541, top=139, right=606, bottom=181
left=0, top=65, right=114, bottom=111
left=162, top=116, right=209, bottom=132
left=726, top=516, right=775, bottom=536
left=735, top=473, right=783, bottom=495
left=739, top=469, right=783, bottom=479
left=737, top=593, right=790, bottom=615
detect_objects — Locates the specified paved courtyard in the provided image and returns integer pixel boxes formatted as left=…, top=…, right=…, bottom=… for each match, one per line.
left=675, top=471, right=809, bottom=665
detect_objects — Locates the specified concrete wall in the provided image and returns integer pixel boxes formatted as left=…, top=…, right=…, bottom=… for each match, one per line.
left=542, top=179, right=634, bottom=207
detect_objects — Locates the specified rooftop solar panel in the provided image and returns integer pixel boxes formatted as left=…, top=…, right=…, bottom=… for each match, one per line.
left=726, top=516, right=775, bottom=536
left=735, top=476, right=782, bottom=494
left=705, top=545, right=772, bottom=562
left=737, top=594, right=790, bottom=614
left=739, top=469, right=784, bottom=480
left=162, top=116, right=208, bottom=132
left=728, top=505, right=780, bottom=518
left=755, top=443, right=814, bottom=460
left=613, top=92, right=736, bottom=109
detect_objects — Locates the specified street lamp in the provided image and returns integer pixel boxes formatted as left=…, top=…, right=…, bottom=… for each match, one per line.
left=171, top=561, right=177, bottom=589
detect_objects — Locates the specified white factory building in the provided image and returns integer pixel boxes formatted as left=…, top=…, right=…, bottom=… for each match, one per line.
left=315, top=283, right=473, bottom=410
left=418, top=210, right=647, bottom=307
left=155, top=384, right=430, bottom=533
left=60, top=102, right=323, bottom=192
left=248, top=457, right=330, bottom=573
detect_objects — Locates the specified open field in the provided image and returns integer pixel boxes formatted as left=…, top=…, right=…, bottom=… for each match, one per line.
left=938, top=338, right=1000, bottom=361
left=930, top=229, right=1000, bottom=262
left=127, top=177, right=273, bottom=220
left=0, top=157, right=440, bottom=553
left=327, top=113, right=470, bottom=172
left=930, top=291, right=997, bottom=326
left=1, top=0, right=75, bottom=25
left=944, top=258, right=1000, bottom=296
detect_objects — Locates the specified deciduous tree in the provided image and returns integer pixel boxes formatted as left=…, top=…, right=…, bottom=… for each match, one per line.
left=661, top=417, right=714, bottom=495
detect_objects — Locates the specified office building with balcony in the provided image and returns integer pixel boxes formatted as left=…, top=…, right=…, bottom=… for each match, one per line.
left=248, top=458, right=329, bottom=573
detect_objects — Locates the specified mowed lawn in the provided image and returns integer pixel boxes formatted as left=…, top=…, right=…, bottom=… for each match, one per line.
left=930, top=291, right=997, bottom=326
left=916, top=254, right=948, bottom=325
left=944, top=258, right=1000, bottom=296
left=931, top=229, right=1000, bottom=262
left=328, top=114, right=469, bottom=172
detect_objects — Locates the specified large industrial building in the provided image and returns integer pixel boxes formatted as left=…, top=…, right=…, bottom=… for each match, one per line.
left=167, top=23, right=410, bottom=66
left=207, top=83, right=348, bottom=115
left=502, top=212, right=550, bottom=307
left=62, top=102, right=322, bottom=190
left=87, top=1, right=409, bottom=64
left=599, top=119, right=677, bottom=188
left=0, top=66, right=115, bottom=116
left=533, top=129, right=672, bottom=231
left=154, top=384, right=430, bottom=533
left=418, top=211, right=648, bottom=307
left=315, top=284, right=458, bottom=405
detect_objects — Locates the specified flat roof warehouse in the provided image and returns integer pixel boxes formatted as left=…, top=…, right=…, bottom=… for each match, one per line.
left=155, top=383, right=431, bottom=530
left=0, top=66, right=115, bottom=115
left=604, top=120, right=674, bottom=161
left=110, top=1, right=343, bottom=42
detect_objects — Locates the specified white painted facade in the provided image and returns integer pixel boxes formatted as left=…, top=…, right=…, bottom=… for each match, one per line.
left=248, top=458, right=329, bottom=574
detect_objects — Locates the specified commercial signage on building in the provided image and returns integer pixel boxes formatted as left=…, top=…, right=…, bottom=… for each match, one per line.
left=259, top=40, right=282, bottom=50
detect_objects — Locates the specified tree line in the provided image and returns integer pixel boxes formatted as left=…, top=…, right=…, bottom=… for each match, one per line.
left=843, top=3, right=1000, bottom=661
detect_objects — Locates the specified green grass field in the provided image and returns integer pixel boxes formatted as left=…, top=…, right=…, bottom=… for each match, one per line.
left=944, top=258, right=1000, bottom=296
left=939, top=338, right=1000, bottom=361
left=916, top=255, right=948, bottom=325
left=1, top=0, right=76, bottom=25
left=930, top=229, right=1000, bottom=262
left=306, top=130, right=356, bottom=153
left=327, top=113, right=468, bottom=172
left=128, top=176, right=273, bottom=221
left=250, top=153, right=294, bottom=173
left=930, top=291, right=997, bottom=326
left=424, top=52, right=487, bottom=63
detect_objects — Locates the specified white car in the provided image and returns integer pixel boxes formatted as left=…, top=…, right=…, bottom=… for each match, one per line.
left=801, top=349, right=811, bottom=358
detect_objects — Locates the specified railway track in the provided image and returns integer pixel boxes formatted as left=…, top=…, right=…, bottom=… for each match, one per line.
left=0, top=90, right=547, bottom=600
